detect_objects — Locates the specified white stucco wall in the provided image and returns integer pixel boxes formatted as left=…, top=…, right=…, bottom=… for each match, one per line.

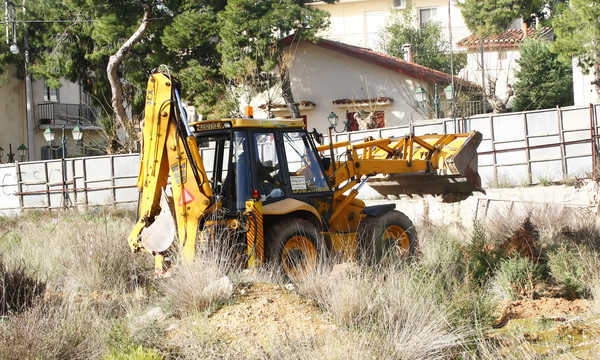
left=310, top=0, right=470, bottom=50
left=572, top=59, right=599, bottom=105
left=461, top=46, right=520, bottom=106
left=248, top=41, right=430, bottom=134
left=0, top=66, right=27, bottom=162
left=32, top=78, right=82, bottom=105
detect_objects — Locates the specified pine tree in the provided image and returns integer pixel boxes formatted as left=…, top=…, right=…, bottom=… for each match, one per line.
left=384, top=10, right=466, bottom=75
left=512, top=38, right=573, bottom=111
left=458, top=0, right=543, bottom=37
left=217, top=0, right=333, bottom=118
left=552, top=0, right=600, bottom=100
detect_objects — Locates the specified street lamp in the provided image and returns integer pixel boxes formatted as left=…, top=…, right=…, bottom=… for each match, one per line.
left=43, top=124, right=84, bottom=208
left=327, top=111, right=350, bottom=133
left=414, top=83, right=455, bottom=119
left=17, top=143, right=27, bottom=161
left=43, top=124, right=83, bottom=156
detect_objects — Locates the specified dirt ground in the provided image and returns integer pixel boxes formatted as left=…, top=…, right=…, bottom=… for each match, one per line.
left=205, top=283, right=338, bottom=343
left=496, top=297, right=592, bottom=327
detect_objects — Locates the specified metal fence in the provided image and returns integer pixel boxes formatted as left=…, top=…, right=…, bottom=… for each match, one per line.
left=0, top=154, right=140, bottom=215
left=1, top=103, right=599, bottom=214
left=329, top=103, right=600, bottom=186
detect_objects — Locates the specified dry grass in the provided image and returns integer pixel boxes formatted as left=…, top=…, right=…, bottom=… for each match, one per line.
left=0, top=299, right=107, bottom=359
left=0, top=209, right=152, bottom=293
left=1, top=206, right=599, bottom=359
left=294, top=260, right=467, bottom=359
left=159, top=249, right=237, bottom=317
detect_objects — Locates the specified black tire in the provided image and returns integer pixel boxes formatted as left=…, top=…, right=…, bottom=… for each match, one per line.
left=265, top=218, right=324, bottom=278
left=358, top=210, right=417, bottom=265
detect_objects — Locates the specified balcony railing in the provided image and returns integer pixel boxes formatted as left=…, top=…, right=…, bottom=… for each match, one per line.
left=37, top=103, right=100, bottom=127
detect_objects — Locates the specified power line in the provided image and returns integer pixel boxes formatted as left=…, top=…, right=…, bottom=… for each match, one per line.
left=0, top=19, right=96, bottom=24
left=0, top=17, right=166, bottom=24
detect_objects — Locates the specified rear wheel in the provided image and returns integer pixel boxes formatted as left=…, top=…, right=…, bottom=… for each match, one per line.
left=266, top=218, right=323, bottom=278
left=358, top=210, right=416, bottom=265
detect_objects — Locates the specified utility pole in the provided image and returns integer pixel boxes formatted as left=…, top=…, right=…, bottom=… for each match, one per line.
left=5, top=0, right=34, bottom=160
left=447, top=0, right=456, bottom=121
left=23, top=0, right=34, bottom=160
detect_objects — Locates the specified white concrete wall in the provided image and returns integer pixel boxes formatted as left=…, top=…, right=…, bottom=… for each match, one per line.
left=248, top=41, right=429, bottom=133
left=364, top=181, right=600, bottom=233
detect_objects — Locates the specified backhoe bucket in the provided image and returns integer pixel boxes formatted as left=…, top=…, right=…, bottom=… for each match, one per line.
left=140, top=194, right=176, bottom=253
left=367, top=131, right=484, bottom=202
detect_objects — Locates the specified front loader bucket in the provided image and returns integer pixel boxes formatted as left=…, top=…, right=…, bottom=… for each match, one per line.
left=367, top=131, right=484, bottom=203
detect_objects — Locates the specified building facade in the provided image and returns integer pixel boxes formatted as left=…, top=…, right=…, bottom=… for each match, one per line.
left=308, top=0, right=471, bottom=52
left=0, top=68, right=103, bottom=162
left=248, top=38, right=479, bottom=133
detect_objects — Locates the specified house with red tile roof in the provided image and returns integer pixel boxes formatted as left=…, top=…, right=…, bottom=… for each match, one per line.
left=457, top=26, right=554, bottom=111
left=247, top=37, right=480, bottom=133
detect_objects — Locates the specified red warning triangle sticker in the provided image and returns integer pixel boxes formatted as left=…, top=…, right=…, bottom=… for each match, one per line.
left=178, top=186, right=195, bottom=207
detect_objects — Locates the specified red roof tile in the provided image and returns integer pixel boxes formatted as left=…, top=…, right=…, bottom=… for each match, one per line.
left=281, top=36, right=481, bottom=91
left=457, top=26, right=553, bottom=49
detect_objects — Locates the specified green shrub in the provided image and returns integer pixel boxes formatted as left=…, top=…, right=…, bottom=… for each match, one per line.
left=548, top=246, right=591, bottom=298
left=464, top=220, right=503, bottom=288
left=490, top=255, right=540, bottom=300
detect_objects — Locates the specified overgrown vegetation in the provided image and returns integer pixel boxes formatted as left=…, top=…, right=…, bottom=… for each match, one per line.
left=0, top=205, right=598, bottom=359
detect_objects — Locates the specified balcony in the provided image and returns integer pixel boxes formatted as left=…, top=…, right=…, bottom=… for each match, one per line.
left=37, top=103, right=101, bottom=128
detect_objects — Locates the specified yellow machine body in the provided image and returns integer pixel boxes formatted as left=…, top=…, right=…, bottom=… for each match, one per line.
left=128, top=67, right=484, bottom=274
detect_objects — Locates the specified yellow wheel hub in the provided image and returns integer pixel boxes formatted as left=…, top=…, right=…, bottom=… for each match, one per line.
left=281, top=235, right=317, bottom=276
left=382, top=225, right=411, bottom=258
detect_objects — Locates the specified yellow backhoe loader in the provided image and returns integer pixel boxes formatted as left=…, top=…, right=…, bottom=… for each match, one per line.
left=128, top=67, right=484, bottom=276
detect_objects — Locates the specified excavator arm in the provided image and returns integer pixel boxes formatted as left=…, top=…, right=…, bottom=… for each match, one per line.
left=128, top=69, right=214, bottom=271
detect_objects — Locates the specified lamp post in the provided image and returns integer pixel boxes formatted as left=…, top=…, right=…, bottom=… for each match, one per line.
left=43, top=124, right=84, bottom=208
left=414, top=83, right=454, bottom=119
left=7, top=144, right=15, bottom=163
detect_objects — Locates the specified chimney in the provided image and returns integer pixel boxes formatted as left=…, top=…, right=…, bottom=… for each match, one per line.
left=402, top=43, right=413, bottom=62
left=522, top=21, right=528, bottom=37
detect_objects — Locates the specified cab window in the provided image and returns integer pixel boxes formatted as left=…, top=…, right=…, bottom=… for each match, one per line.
left=282, top=131, right=329, bottom=194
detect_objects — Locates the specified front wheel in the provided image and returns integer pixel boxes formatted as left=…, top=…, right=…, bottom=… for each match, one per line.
left=266, top=218, right=323, bottom=278
left=358, top=210, right=417, bottom=265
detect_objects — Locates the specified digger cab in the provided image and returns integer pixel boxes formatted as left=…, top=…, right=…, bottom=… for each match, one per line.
left=192, top=118, right=333, bottom=222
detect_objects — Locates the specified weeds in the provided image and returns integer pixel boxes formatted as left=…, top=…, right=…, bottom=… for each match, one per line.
left=485, top=174, right=518, bottom=188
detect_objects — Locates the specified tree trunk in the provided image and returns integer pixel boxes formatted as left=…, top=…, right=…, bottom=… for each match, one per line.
left=106, top=3, right=151, bottom=146
left=279, top=62, right=300, bottom=118
left=487, top=81, right=513, bottom=114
